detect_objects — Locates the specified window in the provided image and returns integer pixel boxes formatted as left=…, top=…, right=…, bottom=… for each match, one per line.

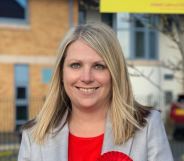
left=17, top=87, right=26, bottom=99
left=165, top=91, right=173, bottom=105
left=14, top=64, right=29, bottom=128
left=0, top=0, right=28, bottom=25
left=164, top=73, right=174, bottom=80
left=131, top=14, right=158, bottom=60
left=78, top=0, right=86, bottom=24
left=101, top=13, right=113, bottom=28
left=78, top=0, right=114, bottom=28
left=16, top=105, right=28, bottom=120
left=78, top=10, right=86, bottom=24
left=42, top=68, right=52, bottom=84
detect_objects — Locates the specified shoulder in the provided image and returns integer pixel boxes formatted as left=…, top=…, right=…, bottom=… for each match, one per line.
left=145, top=109, right=163, bottom=133
left=146, top=109, right=162, bottom=126
left=134, top=109, right=164, bottom=140
left=144, top=111, right=174, bottom=160
left=18, top=129, right=33, bottom=161
left=147, top=109, right=161, bottom=122
left=144, top=109, right=171, bottom=149
left=20, top=128, right=34, bottom=148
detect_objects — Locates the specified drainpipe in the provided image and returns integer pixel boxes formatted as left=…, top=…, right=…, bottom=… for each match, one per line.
left=69, top=0, right=74, bottom=28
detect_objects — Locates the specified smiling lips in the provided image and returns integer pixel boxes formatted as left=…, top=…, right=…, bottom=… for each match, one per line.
left=76, top=87, right=99, bottom=94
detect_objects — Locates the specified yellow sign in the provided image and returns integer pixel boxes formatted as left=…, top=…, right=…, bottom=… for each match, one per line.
left=100, top=0, right=184, bottom=14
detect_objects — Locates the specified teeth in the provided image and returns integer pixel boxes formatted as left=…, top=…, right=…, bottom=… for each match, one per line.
left=79, top=88, right=97, bottom=93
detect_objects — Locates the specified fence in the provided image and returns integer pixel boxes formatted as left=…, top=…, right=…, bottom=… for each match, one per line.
left=0, top=97, right=183, bottom=160
left=0, top=133, right=19, bottom=161
left=0, top=97, right=44, bottom=161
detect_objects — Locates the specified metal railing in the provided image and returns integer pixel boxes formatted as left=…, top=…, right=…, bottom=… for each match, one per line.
left=0, top=132, right=19, bottom=161
left=0, top=97, right=44, bottom=161
left=0, top=97, right=184, bottom=161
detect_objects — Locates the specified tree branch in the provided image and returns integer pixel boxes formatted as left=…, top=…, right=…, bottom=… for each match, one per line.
left=128, top=64, right=162, bottom=90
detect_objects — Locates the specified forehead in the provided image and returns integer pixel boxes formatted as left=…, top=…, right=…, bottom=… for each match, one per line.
left=65, top=40, right=104, bottom=61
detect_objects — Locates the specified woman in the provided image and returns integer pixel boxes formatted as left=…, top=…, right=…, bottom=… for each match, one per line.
left=18, top=23, right=173, bottom=161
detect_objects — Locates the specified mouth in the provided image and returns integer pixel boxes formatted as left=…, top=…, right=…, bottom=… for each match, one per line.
left=76, top=87, right=99, bottom=94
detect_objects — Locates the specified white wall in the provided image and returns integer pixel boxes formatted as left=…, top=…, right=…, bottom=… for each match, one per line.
left=116, top=13, right=183, bottom=120
left=159, top=32, right=183, bottom=96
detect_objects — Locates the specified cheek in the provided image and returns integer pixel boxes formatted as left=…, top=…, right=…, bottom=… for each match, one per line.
left=103, top=73, right=112, bottom=93
left=63, top=68, right=77, bottom=84
left=63, top=69, right=72, bottom=91
left=96, top=72, right=111, bottom=87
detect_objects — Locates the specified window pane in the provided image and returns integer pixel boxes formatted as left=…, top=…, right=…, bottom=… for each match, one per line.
left=17, top=87, right=26, bottom=99
left=16, top=105, right=27, bottom=120
left=78, top=10, right=86, bottom=24
left=0, top=0, right=27, bottom=19
left=164, top=74, right=174, bottom=80
left=131, top=14, right=158, bottom=60
left=15, top=65, right=29, bottom=83
left=42, top=68, right=52, bottom=84
left=135, top=19, right=144, bottom=28
left=149, top=15, right=157, bottom=26
left=101, top=13, right=113, bottom=27
left=135, top=31, right=145, bottom=58
left=165, top=91, right=173, bottom=105
left=149, top=31, right=157, bottom=59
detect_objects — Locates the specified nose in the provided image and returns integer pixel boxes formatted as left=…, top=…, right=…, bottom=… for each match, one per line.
left=80, top=67, right=94, bottom=84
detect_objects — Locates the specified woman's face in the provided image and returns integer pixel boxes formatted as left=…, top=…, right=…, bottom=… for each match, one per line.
left=63, top=40, right=111, bottom=111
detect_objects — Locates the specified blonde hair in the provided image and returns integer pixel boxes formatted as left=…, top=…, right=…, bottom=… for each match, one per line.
left=31, top=22, right=150, bottom=144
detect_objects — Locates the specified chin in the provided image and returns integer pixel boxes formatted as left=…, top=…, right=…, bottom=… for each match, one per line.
left=77, top=102, right=99, bottom=110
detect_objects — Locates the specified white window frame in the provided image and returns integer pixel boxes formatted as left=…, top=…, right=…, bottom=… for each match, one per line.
left=130, top=14, right=158, bottom=60
left=0, top=0, right=29, bottom=27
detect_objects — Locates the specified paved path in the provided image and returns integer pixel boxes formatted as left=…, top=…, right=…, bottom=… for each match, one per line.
left=0, top=144, right=19, bottom=151
left=170, top=140, right=184, bottom=161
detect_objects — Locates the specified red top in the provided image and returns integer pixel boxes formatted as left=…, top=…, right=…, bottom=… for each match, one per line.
left=68, top=133, right=104, bottom=161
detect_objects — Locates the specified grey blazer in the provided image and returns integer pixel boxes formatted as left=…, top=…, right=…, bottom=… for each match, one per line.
left=18, top=110, right=174, bottom=161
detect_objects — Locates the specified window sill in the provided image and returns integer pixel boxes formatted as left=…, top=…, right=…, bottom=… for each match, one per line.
left=0, top=23, right=30, bottom=30
left=127, top=60, right=161, bottom=66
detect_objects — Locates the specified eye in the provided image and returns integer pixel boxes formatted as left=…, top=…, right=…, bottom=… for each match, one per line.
left=94, top=64, right=106, bottom=70
left=70, top=63, right=81, bottom=69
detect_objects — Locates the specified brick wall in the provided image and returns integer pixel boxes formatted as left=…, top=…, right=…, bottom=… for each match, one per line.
left=0, top=0, right=78, bottom=55
left=0, top=64, right=14, bottom=131
left=0, top=0, right=78, bottom=132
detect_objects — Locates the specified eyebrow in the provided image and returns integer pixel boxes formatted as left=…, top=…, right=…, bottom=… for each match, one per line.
left=66, top=59, right=106, bottom=64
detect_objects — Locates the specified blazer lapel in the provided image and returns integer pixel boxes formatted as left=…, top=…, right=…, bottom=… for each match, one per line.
left=41, top=111, right=69, bottom=161
left=41, top=124, right=69, bottom=161
left=101, top=114, right=134, bottom=157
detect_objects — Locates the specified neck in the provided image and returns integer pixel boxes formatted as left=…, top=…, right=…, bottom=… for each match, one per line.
left=69, top=105, right=108, bottom=137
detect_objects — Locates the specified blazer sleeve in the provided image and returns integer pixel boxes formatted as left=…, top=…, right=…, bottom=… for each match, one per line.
left=18, top=130, right=31, bottom=161
left=147, top=110, right=174, bottom=161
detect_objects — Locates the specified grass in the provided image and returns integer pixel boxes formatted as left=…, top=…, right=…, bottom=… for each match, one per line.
left=0, top=150, right=14, bottom=157
left=0, top=150, right=18, bottom=161
left=0, top=132, right=20, bottom=161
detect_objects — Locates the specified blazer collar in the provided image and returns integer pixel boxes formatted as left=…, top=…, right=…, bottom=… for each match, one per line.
left=41, top=123, right=69, bottom=161
left=101, top=114, right=134, bottom=156
left=41, top=111, right=69, bottom=161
